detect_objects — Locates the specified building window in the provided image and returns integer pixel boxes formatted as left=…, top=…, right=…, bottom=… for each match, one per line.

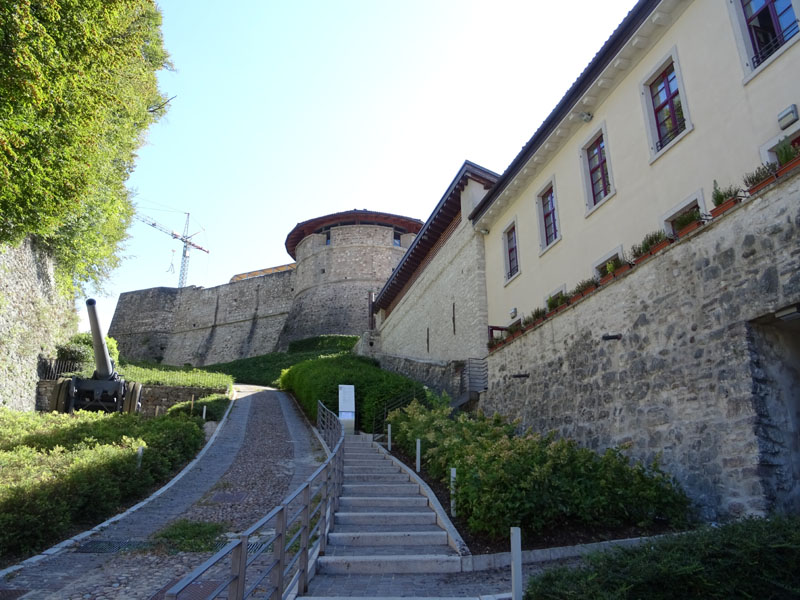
left=504, top=225, right=519, bottom=280
left=649, top=63, right=685, bottom=151
left=325, top=230, right=331, bottom=245
left=742, top=0, right=798, bottom=67
left=541, top=187, right=558, bottom=246
left=586, top=135, right=610, bottom=205
left=393, top=230, right=402, bottom=246
left=641, top=50, right=692, bottom=159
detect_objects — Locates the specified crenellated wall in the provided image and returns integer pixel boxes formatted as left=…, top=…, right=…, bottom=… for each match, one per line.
left=480, top=173, right=800, bottom=520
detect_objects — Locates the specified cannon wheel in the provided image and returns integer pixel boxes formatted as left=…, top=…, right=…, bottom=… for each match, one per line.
left=124, top=381, right=143, bottom=414
left=50, top=378, right=71, bottom=413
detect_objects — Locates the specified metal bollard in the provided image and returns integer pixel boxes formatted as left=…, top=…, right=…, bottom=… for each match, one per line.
left=416, top=438, right=421, bottom=472
left=511, top=527, right=522, bottom=600
left=450, top=468, right=456, bottom=517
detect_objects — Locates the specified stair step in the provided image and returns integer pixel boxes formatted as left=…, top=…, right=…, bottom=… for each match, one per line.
left=335, top=511, right=436, bottom=525
left=334, top=505, right=431, bottom=514
left=344, top=458, right=390, bottom=466
left=327, top=530, right=447, bottom=546
left=316, top=554, right=461, bottom=574
left=342, top=483, right=419, bottom=496
left=343, top=465, right=400, bottom=473
left=339, top=496, right=428, bottom=508
left=331, top=523, right=443, bottom=534
left=343, top=474, right=409, bottom=483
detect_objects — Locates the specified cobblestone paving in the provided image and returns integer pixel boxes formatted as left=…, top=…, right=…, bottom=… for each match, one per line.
left=0, top=386, right=319, bottom=600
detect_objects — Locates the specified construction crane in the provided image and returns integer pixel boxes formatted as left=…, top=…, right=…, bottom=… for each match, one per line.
left=135, top=213, right=209, bottom=288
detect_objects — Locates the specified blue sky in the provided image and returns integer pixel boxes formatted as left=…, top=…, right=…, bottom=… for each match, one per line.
left=85, top=0, right=638, bottom=332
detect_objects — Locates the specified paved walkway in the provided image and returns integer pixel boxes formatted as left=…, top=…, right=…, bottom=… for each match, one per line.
left=0, top=386, right=321, bottom=600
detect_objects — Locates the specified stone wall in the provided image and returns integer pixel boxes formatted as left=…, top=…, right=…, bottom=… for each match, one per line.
left=479, top=173, right=800, bottom=520
left=0, top=239, right=75, bottom=411
left=376, top=213, right=488, bottom=362
left=35, top=380, right=227, bottom=418
left=110, top=270, right=295, bottom=366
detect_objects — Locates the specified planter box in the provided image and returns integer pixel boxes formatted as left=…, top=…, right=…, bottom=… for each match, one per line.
left=676, top=218, right=703, bottom=237
left=614, top=263, right=633, bottom=277
left=554, top=303, right=568, bottom=313
left=748, top=174, right=777, bottom=195
left=569, top=292, right=583, bottom=304
left=648, top=239, right=671, bottom=255
left=633, top=253, right=649, bottom=265
left=710, top=196, right=741, bottom=218
left=777, top=154, right=800, bottom=177
left=599, top=272, right=614, bottom=285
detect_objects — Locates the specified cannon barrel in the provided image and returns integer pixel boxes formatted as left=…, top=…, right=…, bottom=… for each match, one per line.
left=86, top=298, right=114, bottom=379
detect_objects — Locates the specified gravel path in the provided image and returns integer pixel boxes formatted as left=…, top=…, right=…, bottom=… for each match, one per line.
left=0, top=385, right=322, bottom=600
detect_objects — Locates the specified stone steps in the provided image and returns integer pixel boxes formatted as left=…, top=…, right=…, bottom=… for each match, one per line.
left=316, top=435, right=456, bottom=577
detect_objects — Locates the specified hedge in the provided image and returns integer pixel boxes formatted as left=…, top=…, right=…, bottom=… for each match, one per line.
left=525, top=516, right=800, bottom=599
left=388, top=401, right=690, bottom=540
left=279, top=354, right=425, bottom=431
left=0, top=407, right=206, bottom=559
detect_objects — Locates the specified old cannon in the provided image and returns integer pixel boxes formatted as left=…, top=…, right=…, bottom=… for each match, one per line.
left=50, top=299, right=142, bottom=414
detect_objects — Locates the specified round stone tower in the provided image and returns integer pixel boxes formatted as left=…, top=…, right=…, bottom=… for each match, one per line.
left=277, top=209, right=422, bottom=348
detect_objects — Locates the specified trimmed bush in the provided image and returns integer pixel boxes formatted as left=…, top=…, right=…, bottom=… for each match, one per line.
left=287, top=335, right=359, bottom=353
left=279, top=354, right=425, bottom=431
left=525, top=516, right=800, bottom=599
left=56, top=333, right=120, bottom=366
left=388, top=401, right=689, bottom=540
left=167, top=394, right=230, bottom=422
left=0, top=406, right=206, bottom=560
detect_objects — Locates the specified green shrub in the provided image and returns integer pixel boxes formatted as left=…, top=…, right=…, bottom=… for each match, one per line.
left=569, top=278, right=599, bottom=298
left=547, top=292, right=567, bottom=312
left=525, top=516, right=800, bottom=600
left=56, top=333, right=120, bottom=366
left=0, top=407, right=205, bottom=559
left=387, top=403, right=690, bottom=541
left=167, top=394, right=230, bottom=422
left=630, top=230, right=667, bottom=259
left=287, top=335, right=359, bottom=353
left=279, top=354, right=425, bottom=431
left=711, top=180, right=740, bottom=207
left=672, top=207, right=701, bottom=231
left=743, top=162, right=779, bottom=188
left=774, top=136, right=800, bottom=166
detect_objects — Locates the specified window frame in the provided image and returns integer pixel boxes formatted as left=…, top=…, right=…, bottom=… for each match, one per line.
left=591, top=245, right=626, bottom=279
left=727, top=0, right=800, bottom=82
left=535, top=178, right=562, bottom=254
left=502, top=219, right=521, bottom=284
left=660, top=189, right=708, bottom=237
left=579, top=122, right=616, bottom=216
left=639, top=48, right=694, bottom=163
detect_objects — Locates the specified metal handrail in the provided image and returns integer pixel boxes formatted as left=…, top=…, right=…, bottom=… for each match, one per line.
left=165, top=400, right=344, bottom=600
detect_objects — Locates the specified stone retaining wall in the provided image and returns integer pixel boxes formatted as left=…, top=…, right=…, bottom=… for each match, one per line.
left=0, top=239, right=75, bottom=411
left=36, top=380, right=227, bottom=417
left=480, top=173, right=800, bottom=520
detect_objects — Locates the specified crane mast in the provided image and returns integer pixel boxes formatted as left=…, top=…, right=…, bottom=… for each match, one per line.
left=135, top=213, right=209, bottom=288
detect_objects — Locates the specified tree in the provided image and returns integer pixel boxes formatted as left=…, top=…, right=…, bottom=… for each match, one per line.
left=0, top=0, right=170, bottom=291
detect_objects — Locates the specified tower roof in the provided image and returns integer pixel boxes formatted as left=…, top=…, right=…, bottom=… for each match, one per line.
left=284, top=209, right=423, bottom=259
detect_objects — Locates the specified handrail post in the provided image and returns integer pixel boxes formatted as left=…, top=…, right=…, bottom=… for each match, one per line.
left=299, top=483, right=311, bottom=593
left=229, top=534, right=248, bottom=600
left=318, top=462, right=329, bottom=556
left=270, top=506, right=286, bottom=600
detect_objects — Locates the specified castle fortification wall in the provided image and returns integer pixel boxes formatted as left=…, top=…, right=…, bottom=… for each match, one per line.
left=110, top=269, right=295, bottom=366
left=480, top=173, right=800, bottom=520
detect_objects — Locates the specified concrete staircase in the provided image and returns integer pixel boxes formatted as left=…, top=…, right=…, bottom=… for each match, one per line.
left=314, top=434, right=460, bottom=576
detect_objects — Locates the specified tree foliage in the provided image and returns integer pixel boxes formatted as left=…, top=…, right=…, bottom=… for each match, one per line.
left=0, top=0, right=170, bottom=290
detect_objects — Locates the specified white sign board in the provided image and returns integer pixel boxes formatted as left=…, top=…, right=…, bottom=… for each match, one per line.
left=338, top=385, right=356, bottom=434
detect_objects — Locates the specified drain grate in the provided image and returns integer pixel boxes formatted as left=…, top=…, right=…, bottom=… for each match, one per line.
left=74, top=539, right=154, bottom=553
left=0, top=591, right=29, bottom=600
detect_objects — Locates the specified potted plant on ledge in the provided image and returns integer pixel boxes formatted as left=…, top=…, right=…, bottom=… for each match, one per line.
left=631, top=230, right=670, bottom=264
left=775, top=136, right=800, bottom=177
left=546, top=291, right=568, bottom=316
left=568, top=277, right=599, bottom=304
left=743, top=162, right=779, bottom=195
left=710, top=180, right=742, bottom=218
left=672, top=206, right=705, bottom=236
left=523, top=306, right=548, bottom=330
